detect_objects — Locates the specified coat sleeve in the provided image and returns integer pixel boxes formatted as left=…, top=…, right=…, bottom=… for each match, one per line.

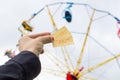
left=0, top=51, right=41, bottom=80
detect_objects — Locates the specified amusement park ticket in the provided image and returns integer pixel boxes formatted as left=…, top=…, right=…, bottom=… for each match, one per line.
left=52, top=26, right=74, bottom=47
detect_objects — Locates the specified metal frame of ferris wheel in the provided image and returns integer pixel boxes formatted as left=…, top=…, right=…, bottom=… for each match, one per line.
left=18, top=2, right=120, bottom=80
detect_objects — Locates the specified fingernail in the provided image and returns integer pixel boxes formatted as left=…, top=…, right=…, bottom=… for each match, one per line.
left=50, top=36, right=54, bottom=41
left=47, top=32, right=51, bottom=35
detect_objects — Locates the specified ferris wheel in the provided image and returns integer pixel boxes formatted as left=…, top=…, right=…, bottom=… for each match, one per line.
left=6, top=2, right=120, bottom=80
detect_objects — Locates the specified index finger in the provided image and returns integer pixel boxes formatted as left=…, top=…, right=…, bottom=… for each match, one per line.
left=37, top=35, right=54, bottom=44
left=29, top=32, right=51, bottom=38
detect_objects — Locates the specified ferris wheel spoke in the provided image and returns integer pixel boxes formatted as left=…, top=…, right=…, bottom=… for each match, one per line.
left=61, top=47, right=73, bottom=72
left=18, top=28, right=28, bottom=36
left=45, top=50, right=67, bottom=73
left=64, top=47, right=75, bottom=70
left=81, top=75, right=98, bottom=80
left=74, top=9, right=96, bottom=75
left=93, top=14, right=109, bottom=22
left=42, top=67, right=65, bottom=77
left=77, top=53, right=120, bottom=78
left=46, top=6, right=58, bottom=31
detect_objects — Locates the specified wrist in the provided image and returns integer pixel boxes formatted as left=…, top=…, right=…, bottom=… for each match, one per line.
left=21, top=49, right=40, bottom=57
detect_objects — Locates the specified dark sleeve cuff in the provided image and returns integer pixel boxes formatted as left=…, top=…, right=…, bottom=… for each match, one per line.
left=10, top=51, right=41, bottom=80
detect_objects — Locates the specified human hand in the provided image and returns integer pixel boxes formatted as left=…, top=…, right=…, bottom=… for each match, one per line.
left=18, top=32, right=54, bottom=56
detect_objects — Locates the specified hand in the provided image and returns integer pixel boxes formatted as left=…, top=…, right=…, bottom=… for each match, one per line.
left=18, top=32, right=54, bottom=56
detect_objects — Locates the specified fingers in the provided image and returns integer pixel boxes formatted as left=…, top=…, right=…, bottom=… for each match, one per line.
left=40, top=49, right=44, bottom=54
left=37, top=35, right=54, bottom=44
left=29, top=32, right=51, bottom=38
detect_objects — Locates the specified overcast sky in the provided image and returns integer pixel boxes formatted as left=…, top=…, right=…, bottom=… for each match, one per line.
left=0, top=0, right=120, bottom=80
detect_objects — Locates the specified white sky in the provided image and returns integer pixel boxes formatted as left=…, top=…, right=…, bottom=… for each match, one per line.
left=0, top=0, right=120, bottom=80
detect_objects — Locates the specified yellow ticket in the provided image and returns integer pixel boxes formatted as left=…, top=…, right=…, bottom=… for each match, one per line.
left=52, top=26, right=74, bottom=47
